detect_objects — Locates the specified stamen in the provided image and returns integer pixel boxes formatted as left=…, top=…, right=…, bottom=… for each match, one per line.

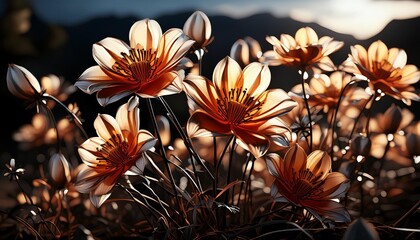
left=112, top=48, right=157, bottom=83
left=216, top=88, right=264, bottom=124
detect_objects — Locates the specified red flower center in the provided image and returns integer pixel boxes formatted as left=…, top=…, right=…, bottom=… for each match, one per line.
left=113, top=48, right=157, bottom=84
left=216, top=88, right=263, bottom=125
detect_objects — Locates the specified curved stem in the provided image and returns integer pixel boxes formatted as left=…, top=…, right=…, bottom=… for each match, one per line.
left=236, top=154, right=253, bottom=206
left=329, top=80, right=356, bottom=159
left=146, top=99, right=184, bottom=221
left=159, top=97, right=214, bottom=180
left=44, top=95, right=88, bottom=139
left=299, top=70, right=313, bottom=152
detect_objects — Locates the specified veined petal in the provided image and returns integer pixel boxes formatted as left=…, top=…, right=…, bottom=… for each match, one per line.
left=304, top=200, right=351, bottom=223
left=388, top=48, right=407, bottom=68
left=295, top=27, right=318, bottom=47
left=234, top=127, right=269, bottom=158
left=94, top=114, right=123, bottom=141
left=116, top=96, right=140, bottom=134
left=251, top=89, right=297, bottom=121
left=129, top=19, right=162, bottom=50
left=184, top=74, right=220, bottom=114
left=78, top=148, right=101, bottom=167
left=242, top=62, right=271, bottom=97
left=284, top=144, right=307, bottom=178
left=137, top=71, right=182, bottom=97
left=74, top=165, right=99, bottom=193
left=367, top=40, right=388, bottom=64
left=187, top=111, right=231, bottom=137
left=306, top=150, right=331, bottom=180
left=319, top=172, right=350, bottom=198
left=93, top=37, right=130, bottom=70
left=213, top=56, right=243, bottom=99
left=97, top=90, right=133, bottom=107
left=264, top=153, right=282, bottom=178
left=75, top=66, right=120, bottom=93
left=137, top=130, right=157, bottom=152
left=156, top=28, right=195, bottom=72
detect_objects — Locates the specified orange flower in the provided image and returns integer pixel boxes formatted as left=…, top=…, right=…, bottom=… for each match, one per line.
left=74, top=96, right=157, bottom=207
left=183, top=10, right=213, bottom=51
left=341, top=40, right=420, bottom=105
left=265, top=144, right=351, bottom=222
left=263, top=26, right=344, bottom=71
left=184, top=56, right=297, bottom=157
left=75, top=18, right=195, bottom=106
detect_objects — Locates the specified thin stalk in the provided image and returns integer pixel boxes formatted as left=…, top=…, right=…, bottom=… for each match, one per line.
left=329, top=80, right=356, bottom=158
left=222, top=135, right=236, bottom=229
left=213, top=136, right=217, bottom=198
left=158, top=98, right=202, bottom=191
left=299, top=69, right=313, bottom=151
left=117, top=184, right=154, bottom=228
left=146, top=99, right=184, bottom=220
left=215, top=135, right=235, bottom=195
left=393, top=200, right=420, bottom=227
left=159, top=97, right=213, bottom=180
left=236, top=154, right=253, bottom=206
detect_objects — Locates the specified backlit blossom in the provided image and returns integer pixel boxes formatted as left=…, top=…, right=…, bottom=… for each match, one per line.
left=263, top=27, right=344, bottom=71
left=75, top=18, right=195, bottom=106
left=341, top=40, right=420, bottom=105
left=74, top=96, right=157, bottom=207
left=265, top=144, right=351, bottom=222
left=184, top=56, right=297, bottom=157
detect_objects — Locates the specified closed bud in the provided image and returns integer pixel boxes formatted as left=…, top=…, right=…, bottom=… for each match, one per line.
left=49, top=153, right=72, bottom=187
left=183, top=11, right=213, bottom=50
left=230, top=37, right=263, bottom=68
left=7, top=64, right=43, bottom=102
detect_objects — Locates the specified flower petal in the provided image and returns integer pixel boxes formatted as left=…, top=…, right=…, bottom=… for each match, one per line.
left=129, top=19, right=162, bottom=50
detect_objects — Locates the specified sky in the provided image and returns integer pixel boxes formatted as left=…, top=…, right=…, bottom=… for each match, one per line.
left=2, top=0, right=420, bottom=40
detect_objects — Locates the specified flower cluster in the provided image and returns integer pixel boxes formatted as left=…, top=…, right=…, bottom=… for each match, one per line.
left=3, top=10, right=419, bottom=239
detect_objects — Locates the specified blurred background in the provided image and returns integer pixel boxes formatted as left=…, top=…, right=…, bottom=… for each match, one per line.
left=0, top=0, right=419, bottom=168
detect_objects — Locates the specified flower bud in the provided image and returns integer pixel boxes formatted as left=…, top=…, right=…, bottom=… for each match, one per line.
left=183, top=11, right=213, bottom=50
left=7, top=64, right=43, bottom=101
left=230, top=37, right=262, bottom=68
left=49, top=153, right=71, bottom=187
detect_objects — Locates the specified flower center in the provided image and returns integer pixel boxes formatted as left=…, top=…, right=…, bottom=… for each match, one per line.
left=216, top=88, right=263, bottom=125
left=291, top=168, right=323, bottom=199
left=371, top=60, right=398, bottom=81
left=96, top=134, right=135, bottom=169
left=113, top=48, right=157, bottom=84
